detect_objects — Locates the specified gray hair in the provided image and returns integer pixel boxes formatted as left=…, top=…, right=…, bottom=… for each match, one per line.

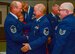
left=60, top=2, right=74, bottom=12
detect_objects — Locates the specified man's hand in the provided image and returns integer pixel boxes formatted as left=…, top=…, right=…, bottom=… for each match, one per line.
left=21, top=43, right=30, bottom=52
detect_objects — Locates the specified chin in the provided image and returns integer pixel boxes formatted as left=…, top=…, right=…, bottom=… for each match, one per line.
left=59, top=16, right=63, bottom=19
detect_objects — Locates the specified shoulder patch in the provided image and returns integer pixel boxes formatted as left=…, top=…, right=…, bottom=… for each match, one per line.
left=10, top=25, right=17, bottom=33
left=43, top=27, right=49, bottom=36
left=59, top=29, right=66, bottom=35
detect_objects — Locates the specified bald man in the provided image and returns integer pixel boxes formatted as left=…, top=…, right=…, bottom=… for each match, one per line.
left=51, top=2, right=75, bottom=54
left=4, top=1, right=29, bottom=54
left=21, top=4, right=51, bottom=54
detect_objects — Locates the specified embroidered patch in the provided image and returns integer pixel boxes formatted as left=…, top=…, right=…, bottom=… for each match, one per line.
left=10, top=25, right=17, bottom=33
left=59, top=29, right=66, bottom=35
left=43, top=27, right=49, bottom=36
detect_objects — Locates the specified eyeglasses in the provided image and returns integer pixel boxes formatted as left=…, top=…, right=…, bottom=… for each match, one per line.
left=59, top=9, right=68, bottom=11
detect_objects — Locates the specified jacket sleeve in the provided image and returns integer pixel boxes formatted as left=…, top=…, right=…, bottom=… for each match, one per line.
left=6, top=21, right=28, bottom=43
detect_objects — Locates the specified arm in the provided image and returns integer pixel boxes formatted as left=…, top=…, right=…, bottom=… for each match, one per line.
left=21, top=21, right=52, bottom=52
left=6, top=21, right=28, bottom=43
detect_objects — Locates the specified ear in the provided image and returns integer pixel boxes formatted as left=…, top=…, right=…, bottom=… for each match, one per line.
left=66, top=10, right=69, bottom=14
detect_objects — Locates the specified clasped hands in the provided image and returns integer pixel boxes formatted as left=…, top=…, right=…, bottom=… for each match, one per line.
left=21, top=43, right=30, bottom=52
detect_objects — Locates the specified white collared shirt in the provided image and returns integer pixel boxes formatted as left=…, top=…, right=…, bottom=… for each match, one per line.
left=28, top=6, right=30, bottom=14
left=51, top=12, right=56, bottom=17
left=36, top=16, right=43, bottom=22
left=10, top=12, right=18, bottom=19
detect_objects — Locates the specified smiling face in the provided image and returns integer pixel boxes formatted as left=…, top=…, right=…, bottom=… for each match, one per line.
left=34, top=4, right=46, bottom=19
left=16, top=3, right=22, bottom=14
left=59, top=2, right=74, bottom=19
left=34, top=6, right=42, bottom=18
left=10, top=1, right=22, bottom=16
left=59, top=9, right=68, bottom=19
left=52, top=4, right=59, bottom=15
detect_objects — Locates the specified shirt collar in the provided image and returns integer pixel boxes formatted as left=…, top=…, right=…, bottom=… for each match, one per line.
left=51, top=12, right=56, bottom=17
left=28, top=6, right=30, bottom=14
left=10, top=12, right=18, bottom=19
left=36, top=16, right=43, bottom=22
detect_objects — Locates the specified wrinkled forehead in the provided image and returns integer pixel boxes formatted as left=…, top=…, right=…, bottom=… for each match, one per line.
left=17, top=2, right=22, bottom=6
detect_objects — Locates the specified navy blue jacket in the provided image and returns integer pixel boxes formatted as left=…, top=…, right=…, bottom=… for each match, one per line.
left=47, top=13, right=60, bottom=36
left=52, top=14, right=75, bottom=54
left=4, top=13, right=29, bottom=54
left=26, top=15, right=51, bottom=54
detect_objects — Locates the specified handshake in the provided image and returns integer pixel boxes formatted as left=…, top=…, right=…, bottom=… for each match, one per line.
left=21, top=43, right=31, bottom=52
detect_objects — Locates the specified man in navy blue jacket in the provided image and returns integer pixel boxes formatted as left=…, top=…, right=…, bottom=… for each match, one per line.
left=52, top=2, right=75, bottom=54
left=21, top=4, right=51, bottom=54
left=4, top=1, right=29, bottom=54
left=47, top=4, right=60, bottom=54
left=47, top=4, right=60, bottom=31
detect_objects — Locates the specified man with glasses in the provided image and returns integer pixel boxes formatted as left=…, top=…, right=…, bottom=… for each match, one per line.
left=52, top=2, right=75, bottom=54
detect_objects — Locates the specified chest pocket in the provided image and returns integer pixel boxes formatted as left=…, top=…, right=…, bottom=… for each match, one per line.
left=34, top=25, right=40, bottom=35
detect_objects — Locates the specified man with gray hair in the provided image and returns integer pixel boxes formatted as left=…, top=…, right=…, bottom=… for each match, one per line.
left=21, top=3, right=51, bottom=54
left=51, top=2, right=75, bottom=54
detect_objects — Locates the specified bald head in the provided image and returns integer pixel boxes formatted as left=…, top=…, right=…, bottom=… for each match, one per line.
left=34, top=4, right=46, bottom=14
left=60, top=2, right=74, bottom=12
left=10, top=1, right=22, bottom=9
left=10, top=1, right=22, bottom=16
